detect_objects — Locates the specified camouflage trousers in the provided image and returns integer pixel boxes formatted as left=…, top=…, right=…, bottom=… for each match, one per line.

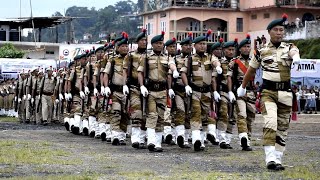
left=145, top=90, right=166, bottom=132
left=190, top=91, right=215, bottom=131
left=128, top=87, right=144, bottom=130
left=71, top=95, right=82, bottom=116
left=35, top=96, right=42, bottom=123
left=8, top=94, right=14, bottom=109
left=217, top=91, right=229, bottom=131
left=96, top=95, right=111, bottom=124
left=171, top=92, right=188, bottom=127
left=110, top=91, right=128, bottom=132
left=261, top=89, right=292, bottom=153
left=18, top=99, right=26, bottom=122
left=235, top=91, right=256, bottom=137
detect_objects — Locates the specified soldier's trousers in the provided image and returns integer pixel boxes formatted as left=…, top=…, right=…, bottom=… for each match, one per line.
left=173, top=92, right=186, bottom=126
left=4, top=96, right=9, bottom=110
left=217, top=91, right=229, bottom=132
left=110, top=91, right=127, bottom=132
left=261, top=89, right=292, bottom=153
left=190, top=91, right=215, bottom=131
left=89, top=94, right=98, bottom=117
left=25, top=98, right=32, bottom=120
left=35, top=96, right=42, bottom=123
left=96, top=95, right=110, bottom=124
left=145, top=90, right=166, bottom=132
left=8, top=94, right=14, bottom=109
left=236, top=95, right=255, bottom=136
left=129, top=88, right=144, bottom=130
left=0, top=96, right=4, bottom=110
left=18, top=99, right=26, bottom=122
left=41, top=95, right=53, bottom=122
left=71, top=95, right=82, bottom=116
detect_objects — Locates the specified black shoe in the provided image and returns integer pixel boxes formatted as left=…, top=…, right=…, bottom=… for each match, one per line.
left=165, top=134, right=173, bottom=144
left=72, top=127, right=80, bottom=134
left=82, top=128, right=89, bottom=136
left=226, top=144, right=233, bottom=149
left=43, top=120, right=48, bottom=126
left=194, top=140, right=202, bottom=151
left=267, top=161, right=279, bottom=171
left=220, top=142, right=228, bottom=149
left=276, top=163, right=285, bottom=171
left=132, top=142, right=139, bottom=149
left=106, top=138, right=111, bottom=143
left=200, top=146, right=205, bottom=151
left=25, top=119, right=30, bottom=124
left=207, top=134, right=219, bottom=145
left=148, top=143, right=155, bottom=152
left=139, top=143, right=147, bottom=149
left=177, top=136, right=184, bottom=148
left=101, top=133, right=106, bottom=141
left=64, top=122, right=70, bottom=131
left=119, top=140, right=126, bottom=145
left=204, top=140, right=208, bottom=144
left=241, top=137, right=252, bottom=151
left=154, top=147, right=163, bottom=152
left=89, top=131, right=95, bottom=138
left=181, top=144, right=191, bottom=148
left=32, top=121, right=36, bottom=125
left=112, top=138, right=120, bottom=146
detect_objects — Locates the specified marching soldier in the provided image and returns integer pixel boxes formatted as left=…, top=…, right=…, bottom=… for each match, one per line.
left=180, top=30, right=217, bottom=151
left=238, top=14, right=300, bottom=171
left=103, top=34, right=129, bottom=145
left=212, top=39, right=238, bottom=149
left=64, top=63, right=74, bottom=131
left=28, top=67, right=39, bottom=124
left=123, top=29, right=147, bottom=149
left=0, top=81, right=5, bottom=116
left=40, top=67, right=56, bottom=125
left=17, top=70, right=27, bottom=123
left=34, top=69, right=44, bottom=124
left=7, top=79, right=16, bottom=117
left=54, top=68, right=66, bottom=125
left=138, top=31, right=173, bottom=152
left=227, top=35, right=255, bottom=151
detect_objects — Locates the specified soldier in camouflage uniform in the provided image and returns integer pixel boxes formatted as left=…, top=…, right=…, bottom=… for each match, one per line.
left=227, top=35, right=255, bottom=151
left=180, top=32, right=217, bottom=151
left=123, top=30, right=147, bottom=149
left=103, top=34, right=129, bottom=145
left=238, top=14, right=300, bottom=171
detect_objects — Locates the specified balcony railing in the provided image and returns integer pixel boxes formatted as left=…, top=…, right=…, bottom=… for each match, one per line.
left=174, top=30, right=228, bottom=42
left=276, top=0, right=320, bottom=7
left=284, top=20, right=320, bottom=40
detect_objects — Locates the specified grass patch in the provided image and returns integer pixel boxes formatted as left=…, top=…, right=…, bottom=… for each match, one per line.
left=283, top=165, right=320, bottom=180
left=0, top=164, right=16, bottom=174
left=0, top=140, right=82, bottom=166
left=0, top=116, right=18, bottom=122
left=5, top=174, right=99, bottom=180
left=119, top=170, right=156, bottom=179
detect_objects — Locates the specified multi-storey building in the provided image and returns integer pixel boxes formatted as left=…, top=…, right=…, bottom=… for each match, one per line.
left=141, top=0, right=320, bottom=43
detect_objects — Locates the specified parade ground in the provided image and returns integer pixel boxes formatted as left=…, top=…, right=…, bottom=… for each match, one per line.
left=0, top=114, right=319, bottom=180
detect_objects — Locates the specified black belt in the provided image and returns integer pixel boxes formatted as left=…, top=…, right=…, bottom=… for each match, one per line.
left=43, top=92, right=53, bottom=96
left=191, top=84, right=211, bottom=93
left=262, top=79, right=291, bottom=91
left=111, top=84, right=123, bottom=92
left=218, top=84, right=228, bottom=92
left=148, top=81, right=167, bottom=91
left=173, top=84, right=185, bottom=93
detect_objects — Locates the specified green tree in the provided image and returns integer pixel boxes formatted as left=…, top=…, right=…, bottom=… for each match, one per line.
left=0, top=43, right=25, bottom=58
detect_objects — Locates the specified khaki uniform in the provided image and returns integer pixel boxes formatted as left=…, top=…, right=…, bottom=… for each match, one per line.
left=68, top=66, right=84, bottom=116
left=104, top=54, right=128, bottom=139
left=41, top=75, right=56, bottom=123
left=0, top=85, right=4, bottom=113
left=34, top=77, right=43, bottom=123
left=227, top=55, right=256, bottom=139
left=8, top=83, right=15, bottom=111
left=138, top=52, right=169, bottom=131
left=249, top=42, right=297, bottom=164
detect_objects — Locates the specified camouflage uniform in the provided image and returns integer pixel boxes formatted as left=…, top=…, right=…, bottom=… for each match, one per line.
left=227, top=55, right=256, bottom=149
left=181, top=53, right=216, bottom=150
left=249, top=42, right=297, bottom=165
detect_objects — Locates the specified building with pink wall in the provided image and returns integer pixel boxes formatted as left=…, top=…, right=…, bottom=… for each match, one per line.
left=141, top=0, right=320, bottom=43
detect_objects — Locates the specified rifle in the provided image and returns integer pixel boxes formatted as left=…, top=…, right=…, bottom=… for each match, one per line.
left=37, top=76, right=45, bottom=113
left=105, top=59, right=115, bottom=111
left=61, top=74, right=66, bottom=114
left=228, top=40, right=239, bottom=125
left=14, top=80, right=19, bottom=112
left=185, top=54, right=192, bottom=119
left=81, top=65, right=86, bottom=116
left=142, top=46, right=149, bottom=117
left=170, top=45, right=178, bottom=113
left=125, top=52, right=133, bottom=113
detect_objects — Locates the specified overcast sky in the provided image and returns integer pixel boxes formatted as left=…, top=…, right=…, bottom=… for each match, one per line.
left=0, top=0, right=137, bottom=18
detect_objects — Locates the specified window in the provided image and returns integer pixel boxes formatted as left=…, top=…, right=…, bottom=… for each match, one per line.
left=160, top=21, right=166, bottom=32
left=46, top=51, right=54, bottom=55
left=148, top=15, right=154, bottom=20
left=236, top=18, right=243, bottom=32
left=160, top=12, right=166, bottom=18
left=251, top=14, right=257, bottom=20
left=264, top=13, right=270, bottom=19
left=146, top=23, right=153, bottom=35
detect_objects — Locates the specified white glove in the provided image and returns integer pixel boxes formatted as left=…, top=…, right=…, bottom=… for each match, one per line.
left=100, top=86, right=105, bottom=96
left=53, top=72, right=57, bottom=77
left=0, top=90, right=3, bottom=94
left=185, top=85, right=192, bottom=96
left=228, top=91, right=236, bottom=103
left=38, top=95, right=41, bottom=99
left=31, top=98, right=34, bottom=104
left=237, top=86, right=246, bottom=97
left=6, top=90, right=9, bottom=94
left=173, top=70, right=179, bottom=78
left=18, top=98, right=22, bottom=103
left=140, top=85, right=148, bottom=97
left=168, top=89, right=175, bottom=99
left=292, top=53, right=300, bottom=64
left=23, top=95, right=26, bottom=100
left=94, top=88, right=99, bottom=96
left=216, top=66, right=223, bottom=74
left=55, top=99, right=59, bottom=103
left=84, top=86, right=90, bottom=95
left=80, top=91, right=85, bottom=99
left=14, top=96, right=17, bottom=101
left=27, top=94, right=31, bottom=100
left=123, top=85, right=129, bottom=96
left=213, top=91, right=221, bottom=102
left=59, top=93, right=64, bottom=101
left=104, top=87, right=111, bottom=97
left=67, top=93, right=72, bottom=100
